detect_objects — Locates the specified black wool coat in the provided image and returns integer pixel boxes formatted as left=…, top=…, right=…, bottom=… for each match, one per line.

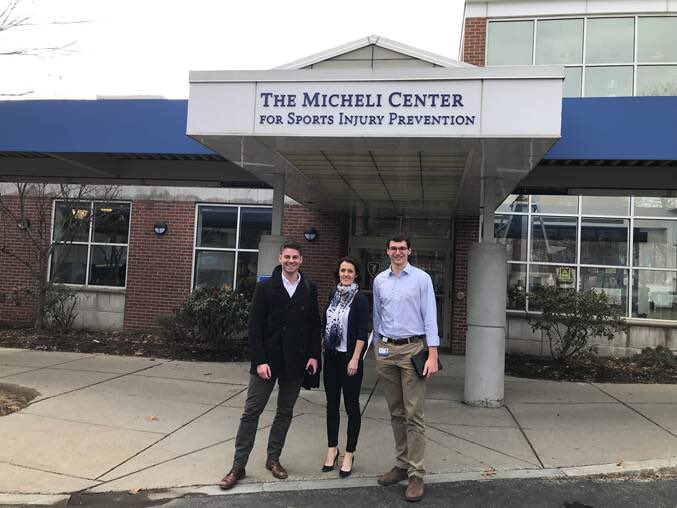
left=322, top=288, right=370, bottom=362
left=248, top=265, right=321, bottom=381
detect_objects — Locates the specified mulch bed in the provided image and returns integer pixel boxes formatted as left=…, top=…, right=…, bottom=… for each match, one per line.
left=0, top=383, right=39, bottom=416
left=506, top=353, right=677, bottom=384
left=0, top=327, right=248, bottom=363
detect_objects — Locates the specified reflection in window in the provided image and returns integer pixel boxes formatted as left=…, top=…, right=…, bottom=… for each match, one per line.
left=637, top=66, right=677, bottom=96
left=529, top=264, right=576, bottom=292
left=581, top=267, right=628, bottom=310
left=531, top=195, right=578, bottom=215
left=634, top=197, right=677, bottom=218
left=585, top=66, right=633, bottom=97
left=51, top=244, right=88, bottom=285
left=89, top=245, right=127, bottom=287
left=487, top=20, right=534, bottom=65
left=633, top=220, right=677, bottom=269
left=586, top=17, right=634, bottom=64
left=580, top=218, right=628, bottom=266
left=92, top=203, right=130, bottom=244
left=496, top=194, right=529, bottom=213
left=495, top=215, right=528, bottom=261
left=581, top=196, right=629, bottom=216
left=563, top=67, right=582, bottom=97
left=193, top=205, right=271, bottom=291
left=53, top=202, right=90, bottom=243
left=194, top=251, right=235, bottom=289
left=632, top=270, right=677, bottom=320
left=638, top=17, right=677, bottom=63
left=531, top=216, right=577, bottom=263
left=197, top=207, right=237, bottom=248
left=536, top=19, right=583, bottom=64
left=507, top=263, right=527, bottom=310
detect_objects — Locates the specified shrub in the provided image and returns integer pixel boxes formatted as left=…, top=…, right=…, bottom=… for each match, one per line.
left=44, top=284, right=78, bottom=334
left=526, top=287, right=626, bottom=362
left=160, top=287, right=250, bottom=349
left=632, top=345, right=676, bottom=369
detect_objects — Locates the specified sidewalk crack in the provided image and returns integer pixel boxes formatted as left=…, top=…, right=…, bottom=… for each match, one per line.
left=505, top=404, right=545, bottom=469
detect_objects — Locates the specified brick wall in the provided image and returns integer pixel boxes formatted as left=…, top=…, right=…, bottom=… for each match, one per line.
left=462, top=17, right=487, bottom=66
left=451, top=215, right=479, bottom=354
left=283, top=205, right=349, bottom=308
left=0, top=196, right=41, bottom=326
left=123, top=200, right=195, bottom=330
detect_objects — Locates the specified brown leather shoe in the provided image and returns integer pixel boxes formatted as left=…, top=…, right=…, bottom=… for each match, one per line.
left=265, top=457, right=288, bottom=479
left=405, top=476, right=425, bottom=502
left=218, top=467, right=245, bottom=490
left=377, top=466, right=408, bottom=486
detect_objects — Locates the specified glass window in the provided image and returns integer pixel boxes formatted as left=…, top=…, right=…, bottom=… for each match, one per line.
left=633, top=220, right=677, bottom=269
left=50, top=200, right=130, bottom=288
left=586, top=18, right=635, bottom=64
left=50, top=244, right=88, bottom=285
left=507, top=263, right=527, bottom=310
left=632, top=269, right=677, bottom=320
left=585, top=66, right=633, bottom=97
left=487, top=20, right=534, bottom=65
left=92, top=203, right=130, bottom=244
left=496, top=194, right=528, bottom=213
left=531, top=216, right=577, bottom=263
left=634, top=197, right=677, bottom=218
left=637, top=65, right=677, bottom=96
left=239, top=208, right=272, bottom=249
left=563, top=67, right=582, bottom=97
left=580, top=196, right=629, bottom=216
left=529, top=264, right=577, bottom=292
left=581, top=267, right=628, bottom=309
left=236, top=251, right=259, bottom=298
left=194, top=251, right=235, bottom=289
left=495, top=215, right=528, bottom=261
left=531, top=195, right=578, bottom=215
left=53, top=202, right=90, bottom=242
left=352, top=214, right=400, bottom=236
left=638, top=17, right=677, bottom=63
left=403, top=217, right=451, bottom=239
left=197, top=207, right=237, bottom=248
left=580, top=218, right=629, bottom=266
left=89, top=245, right=127, bottom=287
left=536, top=19, right=583, bottom=64
left=193, top=204, right=271, bottom=291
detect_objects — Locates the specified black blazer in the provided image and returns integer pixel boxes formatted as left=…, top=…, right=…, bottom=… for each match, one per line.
left=322, top=288, right=370, bottom=361
left=248, top=265, right=321, bottom=381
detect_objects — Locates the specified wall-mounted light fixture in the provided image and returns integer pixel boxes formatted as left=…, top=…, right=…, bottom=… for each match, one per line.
left=16, top=218, right=31, bottom=230
left=153, top=222, right=168, bottom=236
left=303, top=227, right=318, bottom=242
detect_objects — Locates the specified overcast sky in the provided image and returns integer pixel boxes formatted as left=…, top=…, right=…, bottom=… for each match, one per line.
left=1, top=0, right=466, bottom=99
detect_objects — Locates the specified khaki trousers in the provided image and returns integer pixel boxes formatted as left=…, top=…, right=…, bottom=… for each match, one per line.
left=375, top=338, right=427, bottom=478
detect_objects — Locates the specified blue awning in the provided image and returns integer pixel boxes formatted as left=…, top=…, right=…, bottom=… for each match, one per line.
left=0, top=99, right=213, bottom=155
left=546, top=96, right=677, bottom=161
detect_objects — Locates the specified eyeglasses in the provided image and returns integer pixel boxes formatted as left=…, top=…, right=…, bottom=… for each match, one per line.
left=388, top=246, right=409, bottom=252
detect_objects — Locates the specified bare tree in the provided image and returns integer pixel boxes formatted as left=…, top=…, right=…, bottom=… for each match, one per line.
left=0, top=183, right=120, bottom=330
left=0, top=0, right=85, bottom=96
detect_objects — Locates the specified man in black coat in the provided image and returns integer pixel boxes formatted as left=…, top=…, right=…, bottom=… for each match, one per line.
left=219, top=240, right=321, bottom=489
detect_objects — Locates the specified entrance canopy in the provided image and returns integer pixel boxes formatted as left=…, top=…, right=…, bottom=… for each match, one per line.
left=188, top=65, right=563, bottom=216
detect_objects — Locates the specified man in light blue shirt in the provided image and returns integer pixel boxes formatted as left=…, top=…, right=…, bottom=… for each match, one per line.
left=372, top=236, right=439, bottom=502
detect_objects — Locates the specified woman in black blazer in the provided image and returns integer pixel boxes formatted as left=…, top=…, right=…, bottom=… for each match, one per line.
left=321, top=256, right=369, bottom=477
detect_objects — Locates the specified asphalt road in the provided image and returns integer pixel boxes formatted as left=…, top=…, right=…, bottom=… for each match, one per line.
left=36, top=476, right=677, bottom=508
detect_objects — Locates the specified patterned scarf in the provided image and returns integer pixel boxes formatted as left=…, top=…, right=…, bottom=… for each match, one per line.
left=324, top=283, right=358, bottom=351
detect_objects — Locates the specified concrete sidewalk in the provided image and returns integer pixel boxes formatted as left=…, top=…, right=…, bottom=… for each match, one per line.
left=0, top=347, right=675, bottom=501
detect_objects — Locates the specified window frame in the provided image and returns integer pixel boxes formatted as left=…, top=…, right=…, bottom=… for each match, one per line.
left=48, top=199, right=132, bottom=289
left=485, top=14, right=677, bottom=97
left=191, top=203, right=272, bottom=291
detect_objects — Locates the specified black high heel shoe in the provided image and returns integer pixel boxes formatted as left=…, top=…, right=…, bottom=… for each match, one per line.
left=339, top=454, right=354, bottom=478
left=322, top=448, right=339, bottom=472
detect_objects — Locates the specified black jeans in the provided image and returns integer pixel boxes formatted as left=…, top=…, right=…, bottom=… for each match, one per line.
left=323, top=350, right=363, bottom=453
left=233, top=374, right=303, bottom=469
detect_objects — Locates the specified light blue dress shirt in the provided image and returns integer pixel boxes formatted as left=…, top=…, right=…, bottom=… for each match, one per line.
left=372, top=263, right=439, bottom=347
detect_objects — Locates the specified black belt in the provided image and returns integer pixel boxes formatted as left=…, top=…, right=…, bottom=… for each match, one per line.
left=381, top=335, right=425, bottom=345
